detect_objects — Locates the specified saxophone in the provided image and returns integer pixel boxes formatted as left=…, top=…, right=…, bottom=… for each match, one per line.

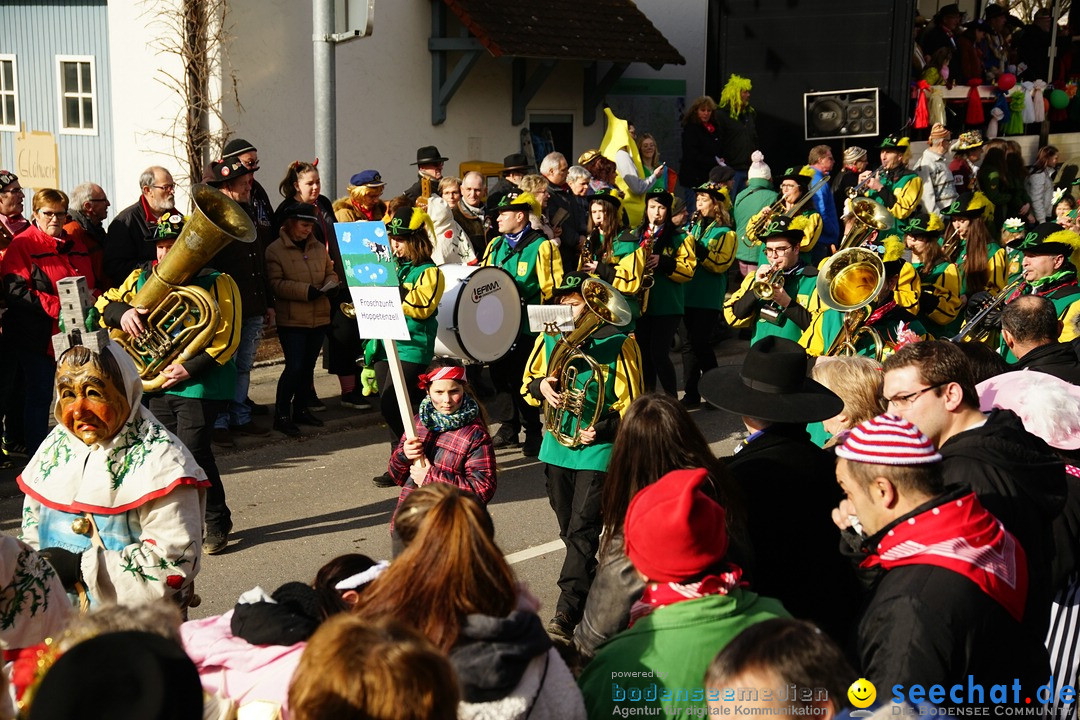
left=544, top=278, right=632, bottom=447
left=110, top=185, right=255, bottom=391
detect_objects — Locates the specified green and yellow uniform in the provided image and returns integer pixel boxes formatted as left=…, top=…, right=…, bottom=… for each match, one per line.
left=912, top=259, right=962, bottom=338
left=522, top=326, right=642, bottom=471
left=363, top=260, right=445, bottom=366
left=868, top=167, right=923, bottom=221
left=582, top=229, right=646, bottom=327
left=482, top=227, right=564, bottom=336
left=639, top=225, right=696, bottom=316
left=800, top=300, right=927, bottom=358
left=95, top=265, right=240, bottom=399
left=685, top=217, right=737, bottom=310
left=724, top=264, right=820, bottom=344
left=747, top=208, right=822, bottom=260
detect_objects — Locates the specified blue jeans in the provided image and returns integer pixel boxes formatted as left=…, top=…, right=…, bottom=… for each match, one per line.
left=17, top=350, right=56, bottom=456
left=216, top=315, right=264, bottom=428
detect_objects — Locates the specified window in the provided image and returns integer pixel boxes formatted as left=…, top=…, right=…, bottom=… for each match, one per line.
left=0, top=55, right=17, bottom=131
left=56, top=56, right=97, bottom=135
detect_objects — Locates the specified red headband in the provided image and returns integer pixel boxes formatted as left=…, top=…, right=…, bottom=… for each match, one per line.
left=417, top=366, right=467, bottom=390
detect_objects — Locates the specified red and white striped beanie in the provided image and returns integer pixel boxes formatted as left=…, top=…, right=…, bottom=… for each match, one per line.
left=835, top=414, right=942, bottom=466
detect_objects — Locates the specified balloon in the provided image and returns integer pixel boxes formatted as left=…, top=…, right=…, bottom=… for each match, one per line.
left=1051, top=89, right=1070, bottom=109
left=998, top=73, right=1017, bottom=91
left=1045, top=97, right=1051, bottom=114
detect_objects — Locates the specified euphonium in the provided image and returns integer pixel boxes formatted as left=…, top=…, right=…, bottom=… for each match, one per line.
left=544, top=277, right=632, bottom=448
left=111, top=185, right=256, bottom=392
left=751, top=265, right=785, bottom=300
left=817, top=245, right=887, bottom=359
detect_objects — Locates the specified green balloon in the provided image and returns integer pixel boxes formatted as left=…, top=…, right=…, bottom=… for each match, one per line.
left=1050, top=89, right=1070, bottom=110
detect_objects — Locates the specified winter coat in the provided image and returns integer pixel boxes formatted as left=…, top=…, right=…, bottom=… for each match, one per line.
left=104, top=197, right=161, bottom=284
left=939, top=409, right=1069, bottom=633
left=724, top=423, right=861, bottom=644
left=679, top=121, right=723, bottom=188
left=578, top=590, right=789, bottom=718
left=714, top=107, right=758, bottom=171
left=450, top=611, right=586, bottom=720
left=733, top=179, right=779, bottom=264
left=1, top=225, right=96, bottom=355
left=1014, top=343, right=1080, bottom=385
left=914, top=149, right=958, bottom=216
left=264, top=230, right=336, bottom=328
left=848, top=488, right=1050, bottom=703
left=211, top=199, right=274, bottom=319
left=1027, top=166, right=1056, bottom=223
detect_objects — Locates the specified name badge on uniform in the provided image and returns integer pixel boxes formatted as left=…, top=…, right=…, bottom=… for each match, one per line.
left=517, top=261, right=528, bottom=277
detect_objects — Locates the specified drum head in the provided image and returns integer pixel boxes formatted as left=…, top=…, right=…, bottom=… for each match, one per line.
left=436, top=265, right=521, bottom=363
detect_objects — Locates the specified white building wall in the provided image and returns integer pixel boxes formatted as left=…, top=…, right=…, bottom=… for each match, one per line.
left=106, top=0, right=193, bottom=207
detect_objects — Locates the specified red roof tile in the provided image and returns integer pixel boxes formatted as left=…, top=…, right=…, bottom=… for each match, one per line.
left=441, top=0, right=685, bottom=66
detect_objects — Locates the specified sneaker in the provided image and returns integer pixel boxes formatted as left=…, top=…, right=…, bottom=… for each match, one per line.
left=231, top=421, right=270, bottom=436
left=307, top=397, right=327, bottom=413
left=293, top=408, right=325, bottom=427
left=204, top=526, right=230, bottom=555
left=372, top=472, right=397, bottom=488
left=211, top=428, right=235, bottom=447
left=491, top=425, right=520, bottom=449
left=340, top=390, right=372, bottom=410
left=273, top=416, right=301, bottom=437
left=547, top=612, right=575, bottom=642
left=522, top=433, right=542, bottom=457
left=245, top=397, right=270, bottom=417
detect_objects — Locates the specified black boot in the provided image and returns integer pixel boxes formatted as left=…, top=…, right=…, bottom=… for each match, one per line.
left=273, top=414, right=301, bottom=437
left=293, top=407, right=325, bottom=427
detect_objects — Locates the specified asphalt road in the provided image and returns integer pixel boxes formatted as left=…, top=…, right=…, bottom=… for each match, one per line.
left=0, top=339, right=750, bottom=622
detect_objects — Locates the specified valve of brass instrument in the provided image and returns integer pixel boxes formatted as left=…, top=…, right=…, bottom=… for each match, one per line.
left=751, top=266, right=785, bottom=300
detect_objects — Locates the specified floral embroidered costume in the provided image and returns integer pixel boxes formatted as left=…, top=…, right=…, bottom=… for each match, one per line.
left=18, top=344, right=208, bottom=608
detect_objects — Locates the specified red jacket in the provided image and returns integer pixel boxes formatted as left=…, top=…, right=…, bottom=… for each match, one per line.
left=1, top=224, right=96, bottom=355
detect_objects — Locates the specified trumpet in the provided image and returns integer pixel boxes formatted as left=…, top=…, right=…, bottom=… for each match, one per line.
left=752, top=265, right=785, bottom=300
left=847, top=167, right=885, bottom=199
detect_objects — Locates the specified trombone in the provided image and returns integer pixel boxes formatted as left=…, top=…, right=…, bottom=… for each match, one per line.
left=747, top=175, right=831, bottom=239
left=950, top=279, right=1023, bottom=343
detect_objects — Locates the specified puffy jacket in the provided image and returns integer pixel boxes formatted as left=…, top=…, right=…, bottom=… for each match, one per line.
left=264, top=230, right=336, bottom=328
left=1, top=225, right=96, bottom=355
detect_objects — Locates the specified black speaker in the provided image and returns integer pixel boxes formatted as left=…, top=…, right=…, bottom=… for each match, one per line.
left=804, top=88, right=880, bottom=140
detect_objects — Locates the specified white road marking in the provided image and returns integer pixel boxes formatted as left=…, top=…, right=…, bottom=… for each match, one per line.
left=505, top=539, right=564, bottom=565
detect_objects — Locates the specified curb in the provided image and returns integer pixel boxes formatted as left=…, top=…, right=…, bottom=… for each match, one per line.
left=212, top=405, right=387, bottom=456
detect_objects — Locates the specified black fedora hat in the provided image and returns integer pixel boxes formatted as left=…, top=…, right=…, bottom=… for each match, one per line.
left=502, top=153, right=531, bottom=173
left=412, top=145, right=448, bottom=166
left=699, top=337, right=843, bottom=423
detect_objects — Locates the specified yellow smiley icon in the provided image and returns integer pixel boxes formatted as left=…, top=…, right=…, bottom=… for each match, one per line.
left=847, top=678, right=876, bottom=709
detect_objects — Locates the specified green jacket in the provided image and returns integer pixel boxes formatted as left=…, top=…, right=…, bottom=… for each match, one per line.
left=482, top=228, right=563, bottom=337
left=685, top=219, right=737, bottom=311
left=733, top=179, right=778, bottom=264
left=640, top=225, right=696, bottom=317
left=578, top=590, right=789, bottom=718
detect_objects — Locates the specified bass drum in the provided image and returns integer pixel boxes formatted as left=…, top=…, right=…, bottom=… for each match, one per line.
left=435, top=264, right=522, bottom=363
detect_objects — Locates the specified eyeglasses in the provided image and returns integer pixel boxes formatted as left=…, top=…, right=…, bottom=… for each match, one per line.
left=883, top=382, right=947, bottom=409
left=151, top=184, right=176, bottom=192
left=0, top=187, right=24, bottom=195
left=37, top=210, right=68, bottom=219
left=764, top=246, right=795, bottom=256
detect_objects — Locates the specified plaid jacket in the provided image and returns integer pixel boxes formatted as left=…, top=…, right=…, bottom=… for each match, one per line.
left=388, top=417, right=496, bottom=511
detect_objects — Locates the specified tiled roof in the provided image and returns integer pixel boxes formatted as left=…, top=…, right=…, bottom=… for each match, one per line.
left=440, top=0, right=685, bottom=66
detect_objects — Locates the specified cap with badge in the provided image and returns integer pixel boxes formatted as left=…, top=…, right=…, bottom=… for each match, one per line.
left=695, top=181, right=728, bottom=201
left=878, top=134, right=910, bottom=152
left=152, top=213, right=185, bottom=242
left=943, top=190, right=993, bottom=221
left=207, top=158, right=252, bottom=186
left=553, top=271, right=591, bottom=298
left=1007, top=221, right=1080, bottom=257
left=222, top=137, right=257, bottom=159
left=348, top=169, right=385, bottom=188
left=577, top=149, right=602, bottom=166
left=0, top=170, right=18, bottom=189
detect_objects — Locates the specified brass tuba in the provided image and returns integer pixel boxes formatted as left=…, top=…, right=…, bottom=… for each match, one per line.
left=111, top=185, right=256, bottom=391
left=544, top=277, right=632, bottom=448
left=817, top=246, right=887, bottom=358
left=839, top=197, right=894, bottom=251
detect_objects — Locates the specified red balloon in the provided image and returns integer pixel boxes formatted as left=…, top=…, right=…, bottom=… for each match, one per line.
left=998, top=73, right=1017, bottom=91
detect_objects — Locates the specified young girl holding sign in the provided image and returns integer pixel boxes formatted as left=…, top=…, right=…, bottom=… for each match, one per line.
left=387, top=359, right=496, bottom=525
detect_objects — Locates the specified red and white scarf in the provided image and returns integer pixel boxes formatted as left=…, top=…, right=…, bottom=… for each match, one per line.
left=629, top=565, right=747, bottom=626
left=862, top=491, right=1028, bottom=622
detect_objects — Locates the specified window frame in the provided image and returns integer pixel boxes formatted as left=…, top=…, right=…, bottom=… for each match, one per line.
left=55, top=54, right=98, bottom=136
left=0, top=54, right=19, bottom=132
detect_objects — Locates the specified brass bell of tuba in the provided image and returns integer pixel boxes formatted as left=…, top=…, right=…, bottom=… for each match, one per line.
left=111, top=185, right=256, bottom=392
left=839, top=197, right=894, bottom=251
left=544, top=277, right=632, bottom=448
left=817, top=245, right=887, bottom=359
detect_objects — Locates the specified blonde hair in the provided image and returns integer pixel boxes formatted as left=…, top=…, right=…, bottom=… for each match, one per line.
left=517, top=174, right=548, bottom=196
left=719, top=74, right=752, bottom=118
left=289, top=615, right=459, bottom=720
left=811, top=356, right=885, bottom=430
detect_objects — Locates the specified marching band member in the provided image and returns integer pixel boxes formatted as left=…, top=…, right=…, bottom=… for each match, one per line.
left=94, top=213, right=240, bottom=554
left=681, top=182, right=737, bottom=408
left=745, top=167, right=822, bottom=260
left=945, top=191, right=1008, bottom=308
left=724, top=216, right=819, bottom=345
left=482, top=189, right=564, bottom=457
left=1002, top=222, right=1080, bottom=359
left=800, top=238, right=926, bottom=358
left=903, top=211, right=962, bottom=338
left=367, top=201, right=446, bottom=487
left=860, top=134, right=923, bottom=221
left=579, top=189, right=645, bottom=329
left=634, top=191, right=696, bottom=396
left=522, top=271, right=642, bottom=644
